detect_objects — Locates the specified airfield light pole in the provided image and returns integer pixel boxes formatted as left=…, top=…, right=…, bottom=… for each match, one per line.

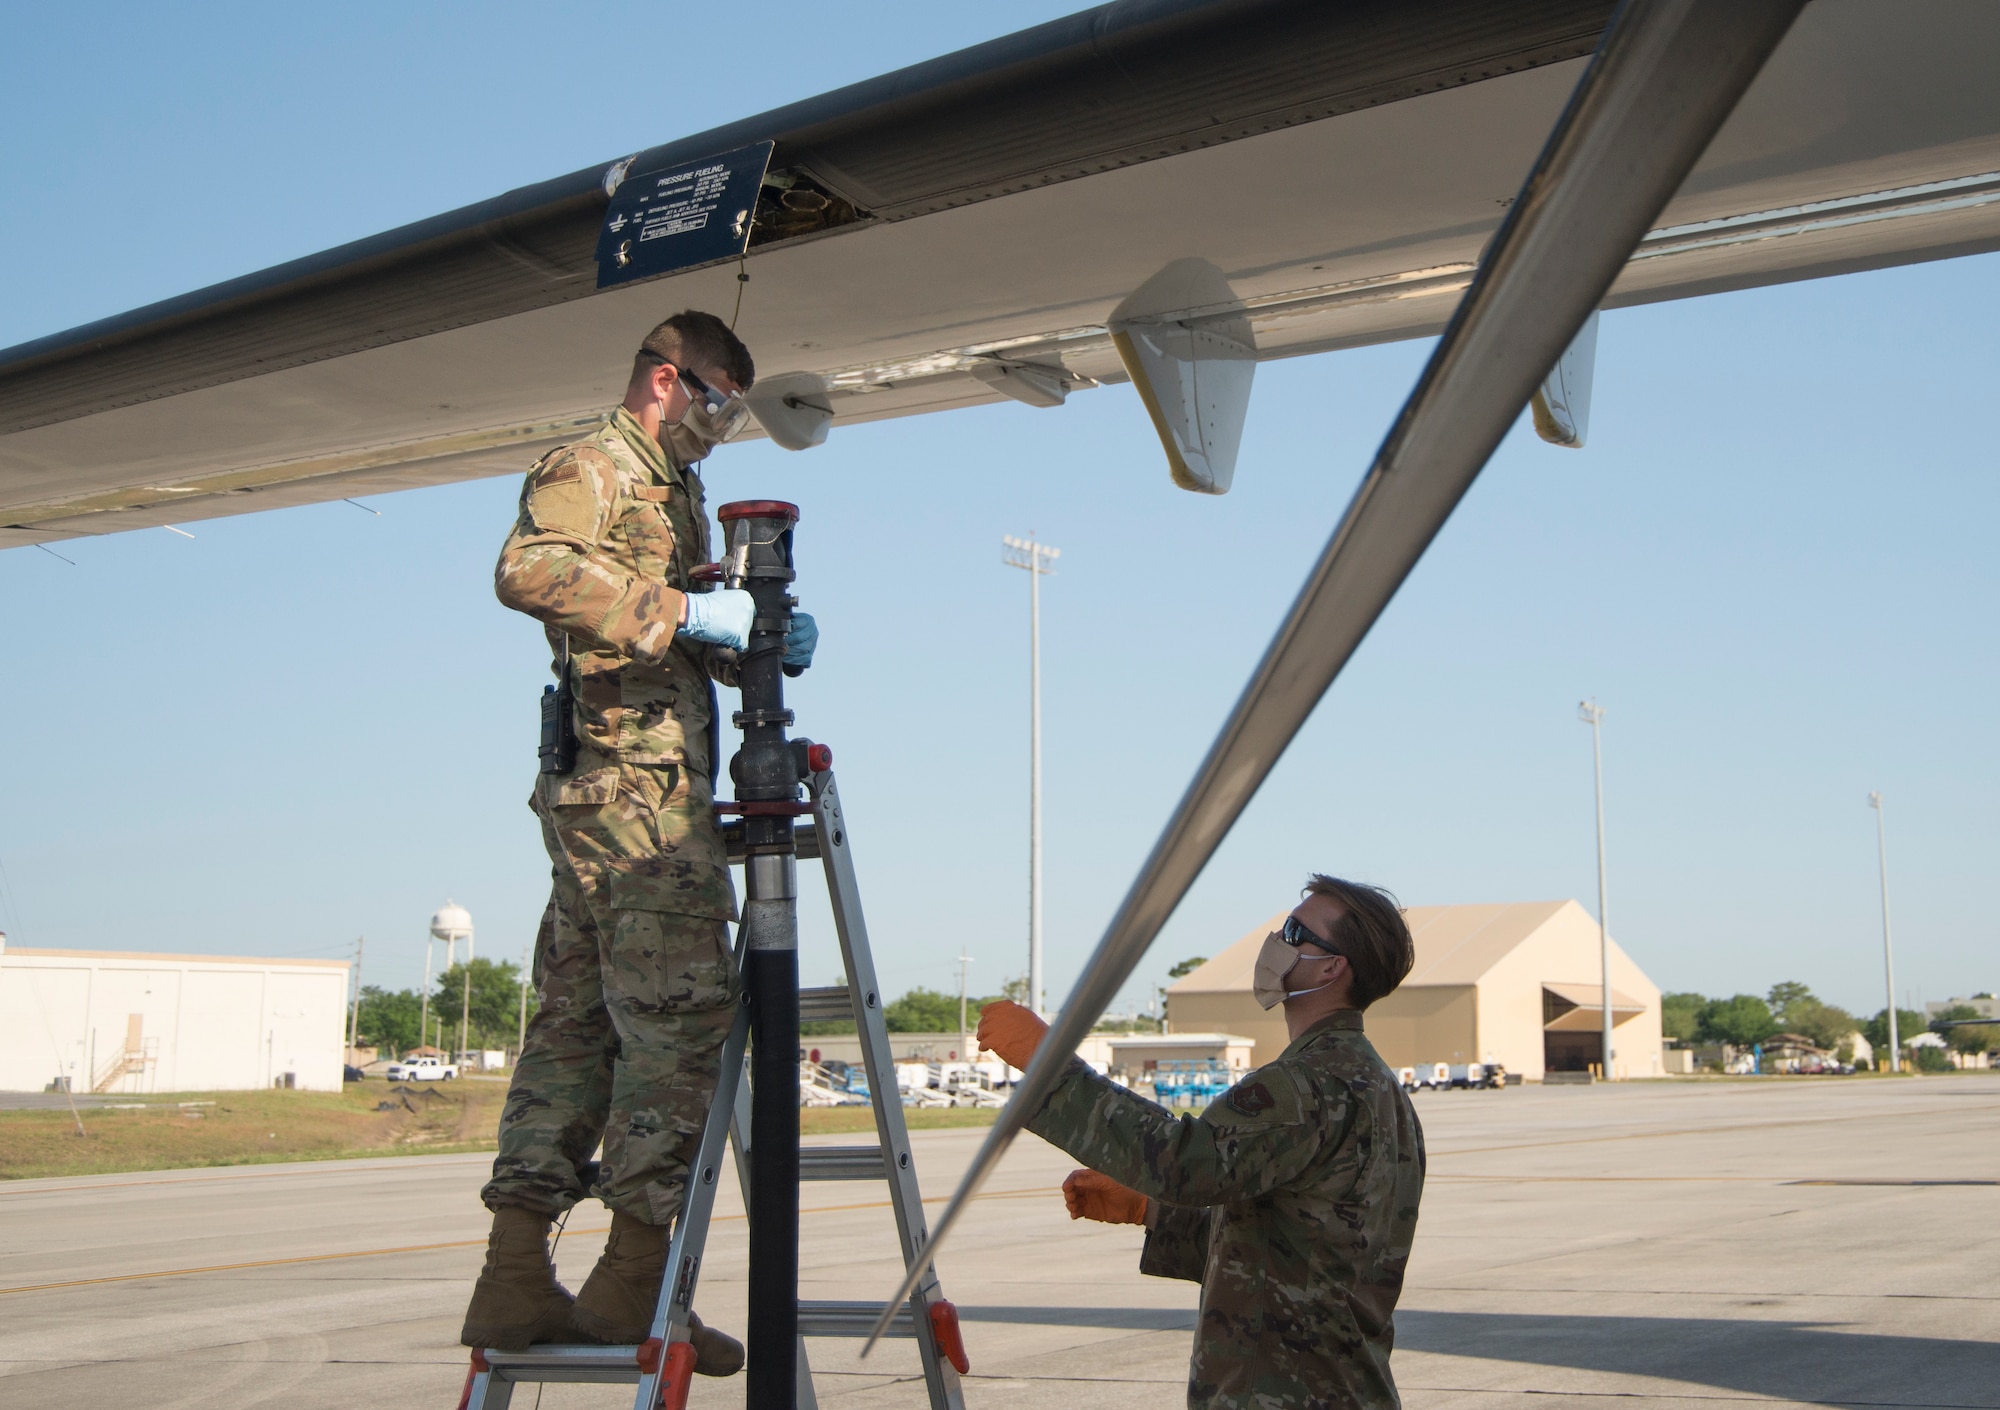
left=1002, top=534, right=1060, bottom=1015
left=1868, top=791, right=1900, bottom=1073
left=957, top=947, right=974, bottom=1060
left=419, top=937, right=434, bottom=1053
left=1579, top=701, right=1614, bottom=1080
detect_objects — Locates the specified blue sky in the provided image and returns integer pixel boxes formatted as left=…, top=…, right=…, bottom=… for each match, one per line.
left=2, top=3, right=1993, bottom=1023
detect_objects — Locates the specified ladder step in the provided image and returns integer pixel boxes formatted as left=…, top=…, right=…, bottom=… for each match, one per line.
left=477, top=1344, right=648, bottom=1383
left=799, top=1144, right=886, bottom=1181
left=797, top=984, right=853, bottom=1024
left=798, top=1300, right=918, bottom=1338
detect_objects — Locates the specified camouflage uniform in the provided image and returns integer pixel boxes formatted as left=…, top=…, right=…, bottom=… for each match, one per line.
left=483, top=405, right=741, bottom=1226
left=1027, top=1010, right=1425, bottom=1410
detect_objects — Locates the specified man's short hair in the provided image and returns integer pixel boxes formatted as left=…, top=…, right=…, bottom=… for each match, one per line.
left=635, top=311, right=755, bottom=389
left=1304, top=874, right=1414, bottom=1009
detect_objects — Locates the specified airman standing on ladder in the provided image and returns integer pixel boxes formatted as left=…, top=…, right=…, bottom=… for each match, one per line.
left=461, top=310, right=816, bottom=1371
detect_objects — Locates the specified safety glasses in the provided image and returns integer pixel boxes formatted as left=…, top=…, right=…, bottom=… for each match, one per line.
left=671, top=363, right=753, bottom=442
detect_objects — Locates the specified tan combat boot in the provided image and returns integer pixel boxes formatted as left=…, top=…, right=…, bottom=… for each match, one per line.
left=574, top=1208, right=745, bottom=1376
left=460, top=1206, right=578, bottom=1351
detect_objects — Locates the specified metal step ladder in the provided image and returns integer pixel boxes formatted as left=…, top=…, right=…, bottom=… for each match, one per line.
left=460, top=768, right=969, bottom=1410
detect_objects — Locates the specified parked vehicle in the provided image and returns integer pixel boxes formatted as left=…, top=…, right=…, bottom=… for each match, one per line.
left=941, top=1067, right=1006, bottom=1108
left=800, top=1058, right=867, bottom=1107
left=1152, top=1059, right=1234, bottom=1107
left=1418, top=1061, right=1508, bottom=1090
left=384, top=1057, right=458, bottom=1081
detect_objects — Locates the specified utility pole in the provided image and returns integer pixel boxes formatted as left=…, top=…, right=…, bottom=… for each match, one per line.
left=1578, top=701, right=1614, bottom=1081
left=347, top=936, right=364, bottom=1063
left=1002, top=533, right=1060, bottom=1015
left=460, top=960, right=473, bottom=1066
left=1869, top=791, right=1900, bottom=1073
left=956, top=948, right=974, bottom=1059
left=419, top=936, right=434, bottom=1055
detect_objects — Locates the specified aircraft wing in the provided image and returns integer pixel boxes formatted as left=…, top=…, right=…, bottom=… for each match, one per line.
left=4, top=0, right=1998, bottom=548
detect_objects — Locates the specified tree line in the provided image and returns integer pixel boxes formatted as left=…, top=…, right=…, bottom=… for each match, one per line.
left=1661, top=981, right=1997, bottom=1070
left=807, top=976, right=1172, bottom=1037
left=355, top=959, right=534, bottom=1056
left=805, top=981, right=1028, bottom=1037
left=358, top=969, right=1056, bottom=1055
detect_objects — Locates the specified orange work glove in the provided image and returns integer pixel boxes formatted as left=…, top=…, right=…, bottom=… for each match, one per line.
left=975, top=999, right=1048, bottom=1070
left=1063, top=1169, right=1148, bottom=1226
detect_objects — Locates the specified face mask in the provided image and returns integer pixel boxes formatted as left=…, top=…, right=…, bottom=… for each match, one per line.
left=1251, top=930, right=1341, bottom=1011
left=662, top=402, right=722, bottom=465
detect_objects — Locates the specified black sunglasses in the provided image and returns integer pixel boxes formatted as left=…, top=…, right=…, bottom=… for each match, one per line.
left=1282, top=915, right=1341, bottom=955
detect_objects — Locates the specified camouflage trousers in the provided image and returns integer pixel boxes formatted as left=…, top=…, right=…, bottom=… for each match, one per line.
left=482, top=758, right=739, bottom=1226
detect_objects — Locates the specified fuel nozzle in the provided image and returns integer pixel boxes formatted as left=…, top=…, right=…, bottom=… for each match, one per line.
left=719, top=500, right=802, bottom=809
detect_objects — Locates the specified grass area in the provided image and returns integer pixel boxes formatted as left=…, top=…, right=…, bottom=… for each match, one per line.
left=0, top=1079, right=509, bottom=1181
left=1, top=1082, right=999, bottom=1180
left=802, top=1105, right=1000, bottom=1135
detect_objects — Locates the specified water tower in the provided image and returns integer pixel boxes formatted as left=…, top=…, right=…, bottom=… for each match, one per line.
left=431, top=900, right=474, bottom=967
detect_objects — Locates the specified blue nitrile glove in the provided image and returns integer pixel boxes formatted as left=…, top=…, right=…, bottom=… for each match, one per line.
left=784, top=612, right=819, bottom=671
left=679, top=588, right=755, bottom=651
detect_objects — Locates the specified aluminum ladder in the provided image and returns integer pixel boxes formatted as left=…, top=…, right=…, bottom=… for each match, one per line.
left=459, top=767, right=970, bottom=1410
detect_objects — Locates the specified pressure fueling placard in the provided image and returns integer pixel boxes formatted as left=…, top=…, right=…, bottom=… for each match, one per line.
left=595, top=140, right=774, bottom=289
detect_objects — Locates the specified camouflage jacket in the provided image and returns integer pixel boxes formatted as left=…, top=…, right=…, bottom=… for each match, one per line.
left=1028, top=1010, right=1425, bottom=1410
left=495, top=406, right=735, bottom=776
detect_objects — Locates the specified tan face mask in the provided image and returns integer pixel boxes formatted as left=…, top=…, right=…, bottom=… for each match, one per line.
left=1251, top=931, right=1340, bottom=1011
left=662, top=402, right=722, bottom=465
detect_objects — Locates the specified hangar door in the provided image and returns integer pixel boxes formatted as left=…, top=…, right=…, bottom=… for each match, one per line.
left=1543, top=983, right=1646, bottom=1074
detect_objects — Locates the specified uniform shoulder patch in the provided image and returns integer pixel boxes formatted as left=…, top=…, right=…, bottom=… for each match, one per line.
left=1228, top=1081, right=1277, bottom=1116
left=525, top=447, right=614, bottom=541
left=534, top=446, right=616, bottom=482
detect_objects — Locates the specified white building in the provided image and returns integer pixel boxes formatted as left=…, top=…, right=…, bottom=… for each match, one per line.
left=0, top=947, right=350, bottom=1094
left=1105, top=1032, right=1257, bottom=1082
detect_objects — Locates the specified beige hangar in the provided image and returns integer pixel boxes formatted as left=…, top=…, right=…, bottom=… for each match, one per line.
left=1166, top=900, right=1664, bottom=1081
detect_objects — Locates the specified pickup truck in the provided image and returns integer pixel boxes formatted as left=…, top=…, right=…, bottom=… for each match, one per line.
left=384, top=1057, right=458, bottom=1082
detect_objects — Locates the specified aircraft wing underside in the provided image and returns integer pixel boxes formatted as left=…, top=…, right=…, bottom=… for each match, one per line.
left=3, top=0, right=1997, bottom=548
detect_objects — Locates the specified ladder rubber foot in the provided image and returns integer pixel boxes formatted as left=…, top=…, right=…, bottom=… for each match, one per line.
left=930, top=1299, right=970, bottom=1374
left=659, top=1341, right=698, bottom=1410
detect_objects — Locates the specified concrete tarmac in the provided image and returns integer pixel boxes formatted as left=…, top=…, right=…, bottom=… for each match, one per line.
left=2, top=1076, right=1996, bottom=1409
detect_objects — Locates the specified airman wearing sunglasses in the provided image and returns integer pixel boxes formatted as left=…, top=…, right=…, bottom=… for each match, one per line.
left=465, top=311, right=815, bottom=1371
left=978, top=874, right=1425, bottom=1410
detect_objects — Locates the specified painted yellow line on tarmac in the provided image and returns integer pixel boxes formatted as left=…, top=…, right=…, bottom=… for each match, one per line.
left=0, top=1187, right=1059, bottom=1297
